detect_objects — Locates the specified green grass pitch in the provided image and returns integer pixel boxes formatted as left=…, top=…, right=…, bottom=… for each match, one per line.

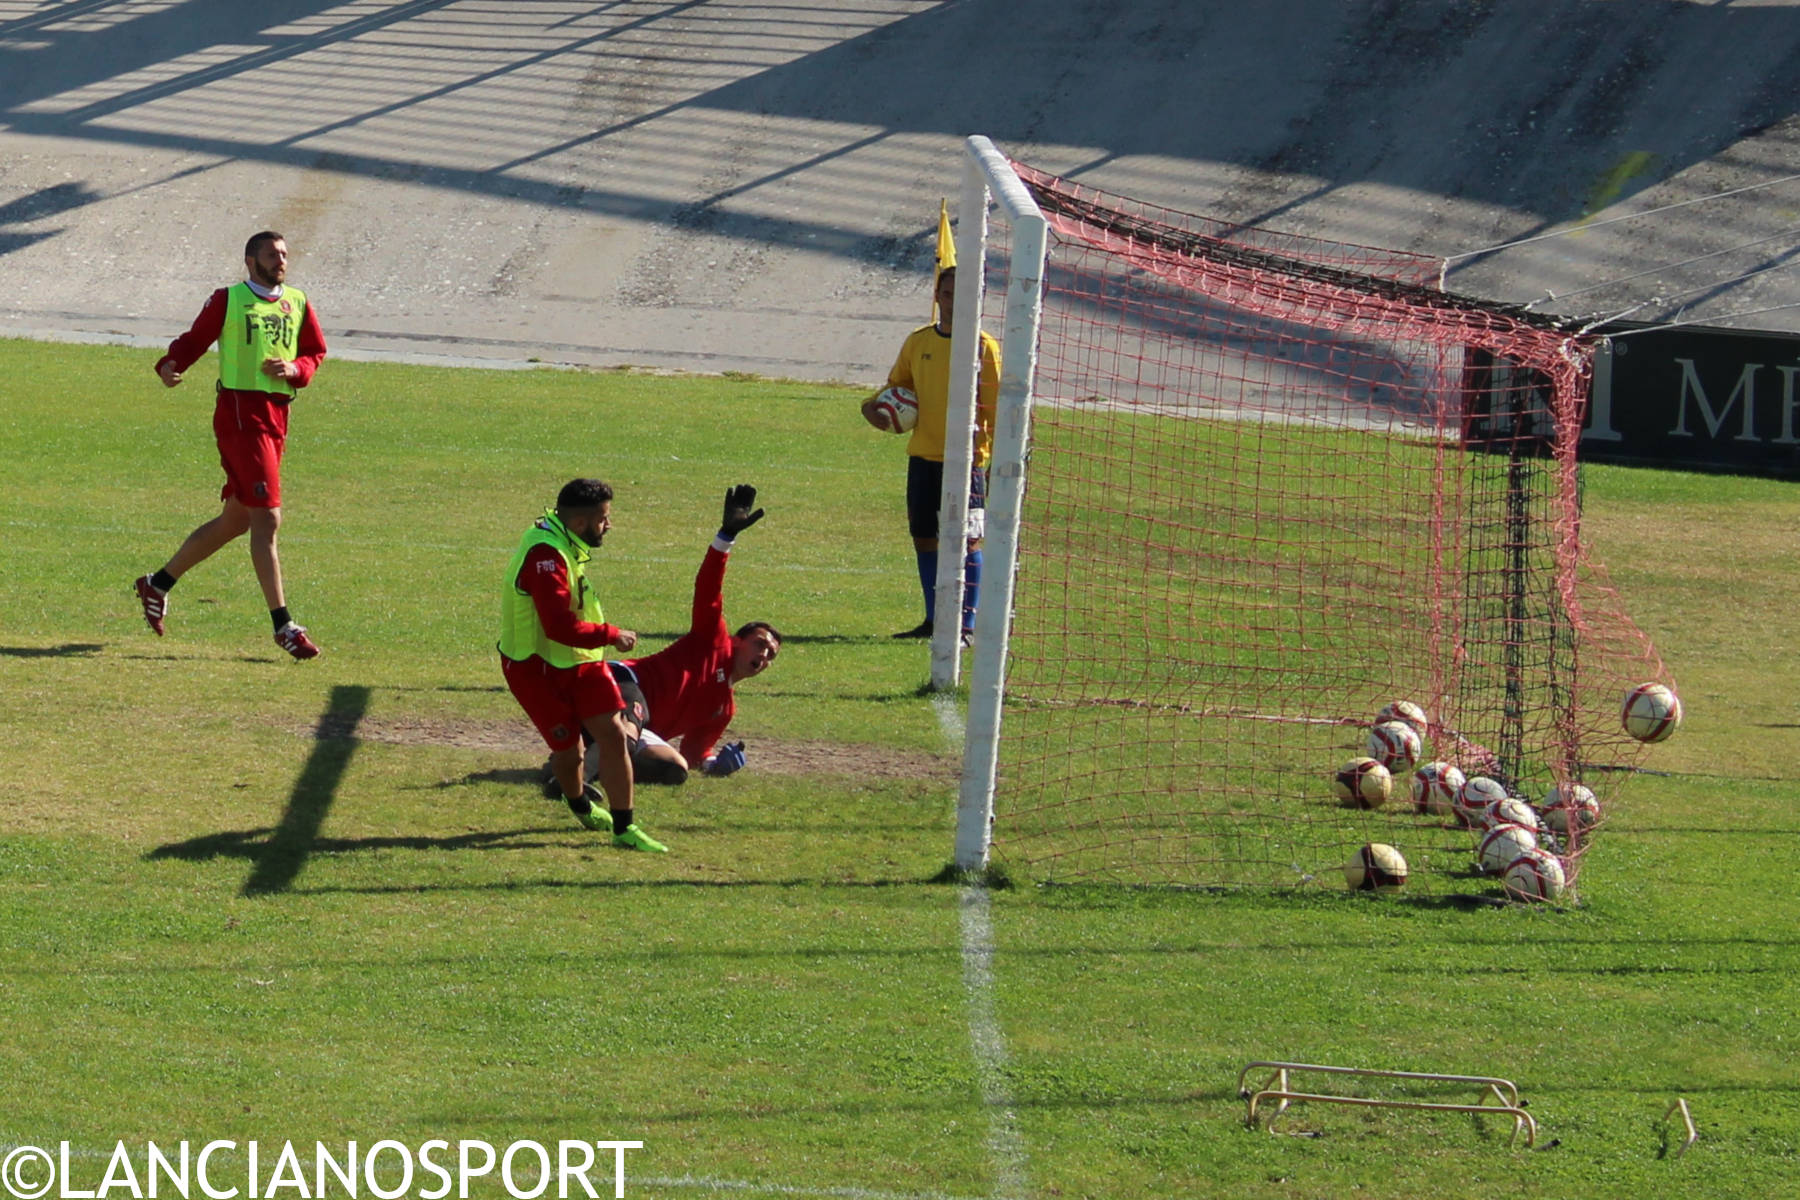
left=0, top=337, right=1796, bottom=1199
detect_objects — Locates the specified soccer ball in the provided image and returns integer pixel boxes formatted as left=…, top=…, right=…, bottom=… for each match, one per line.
left=1376, top=699, right=1428, bottom=736
left=1366, top=720, right=1422, bottom=773
left=1333, top=757, right=1392, bottom=809
left=1480, top=796, right=1542, bottom=833
left=870, top=385, right=919, bottom=433
left=1542, top=782, right=1601, bottom=835
left=1410, top=761, right=1465, bottom=816
left=1478, top=823, right=1540, bottom=874
left=1502, top=848, right=1567, bottom=903
left=1344, top=843, right=1408, bottom=893
left=1453, top=775, right=1509, bottom=828
left=1622, top=682, right=1682, bottom=742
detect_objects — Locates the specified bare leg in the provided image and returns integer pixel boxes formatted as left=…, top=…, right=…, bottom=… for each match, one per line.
left=162, top=499, right=252, bottom=580
left=548, top=745, right=584, bottom=802
left=246, top=505, right=286, bottom=611
left=582, top=710, right=636, bottom=813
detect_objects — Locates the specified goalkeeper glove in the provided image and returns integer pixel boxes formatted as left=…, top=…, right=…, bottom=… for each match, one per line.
left=704, top=741, right=747, bottom=776
left=719, top=485, right=765, bottom=539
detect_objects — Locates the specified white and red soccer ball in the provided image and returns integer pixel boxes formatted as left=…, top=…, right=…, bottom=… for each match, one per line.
left=1542, top=782, right=1601, bottom=835
left=1410, top=761, right=1465, bottom=817
left=1376, top=700, right=1428, bottom=737
left=1480, top=796, right=1543, bottom=834
left=1453, top=775, right=1509, bottom=828
left=1333, top=757, right=1393, bottom=809
left=1366, top=720, right=1422, bottom=773
left=1478, top=823, right=1540, bottom=874
left=1622, top=682, right=1682, bottom=743
left=870, top=385, right=919, bottom=433
left=1502, top=848, right=1568, bottom=902
left=1344, top=843, right=1408, bottom=893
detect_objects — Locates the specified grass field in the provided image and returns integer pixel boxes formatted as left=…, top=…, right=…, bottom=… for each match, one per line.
left=2, top=337, right=1797, bottom=1199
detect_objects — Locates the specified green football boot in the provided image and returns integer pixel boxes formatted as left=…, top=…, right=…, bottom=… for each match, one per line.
left=569, top=785, right=613, bottom=833
left=612, top=824, right=668, bottom=853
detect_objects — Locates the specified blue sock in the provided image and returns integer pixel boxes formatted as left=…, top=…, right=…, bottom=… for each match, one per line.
left=916, top=549, right=938, bottom=622
left=962, top=549, right=982, bottom=632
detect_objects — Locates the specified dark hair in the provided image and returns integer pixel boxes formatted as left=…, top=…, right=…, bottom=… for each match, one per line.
left=736, top=620, right=782, bottom=645
left=244, top=231, right=284, bottom=258
left=556, top=478, right=613, bottom=513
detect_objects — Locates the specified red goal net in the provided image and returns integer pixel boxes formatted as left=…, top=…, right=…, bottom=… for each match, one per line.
left=979, top=162, right=1672, bottom=896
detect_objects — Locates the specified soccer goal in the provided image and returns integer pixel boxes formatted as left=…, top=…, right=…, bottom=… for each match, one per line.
left=948, top=138, right=1673, bottom=895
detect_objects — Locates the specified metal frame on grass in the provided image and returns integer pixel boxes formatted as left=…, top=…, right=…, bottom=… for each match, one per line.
left=1237, top=1060, right=1538, bottom=1147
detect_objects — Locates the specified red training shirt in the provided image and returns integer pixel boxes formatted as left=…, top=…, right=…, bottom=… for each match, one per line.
left=517, top=544, right=622, bottom=653
left=621, top=541, right=737, bottom=762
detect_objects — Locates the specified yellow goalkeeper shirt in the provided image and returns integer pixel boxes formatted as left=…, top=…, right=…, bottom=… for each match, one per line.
left=886, top=323, right=1001, bottom=466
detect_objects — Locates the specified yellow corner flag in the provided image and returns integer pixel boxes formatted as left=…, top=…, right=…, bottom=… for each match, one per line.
left=933, top=198, right=956, bottom=321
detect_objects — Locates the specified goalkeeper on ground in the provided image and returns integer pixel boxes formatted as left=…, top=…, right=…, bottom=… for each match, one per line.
left=544, top=484, right=782, bottom=789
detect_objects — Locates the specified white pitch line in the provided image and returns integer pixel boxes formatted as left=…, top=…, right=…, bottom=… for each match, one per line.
left=932, top=690, right=1030, bottom=1200
left=931, top=691, right=965, bottom=747
left=958, top=887, right=1029, bottom=1200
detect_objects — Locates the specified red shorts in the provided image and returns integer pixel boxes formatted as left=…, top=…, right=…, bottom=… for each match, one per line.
left=502, top=654, right=624, bottom=752
left=212, top=390, right=290, bottom=508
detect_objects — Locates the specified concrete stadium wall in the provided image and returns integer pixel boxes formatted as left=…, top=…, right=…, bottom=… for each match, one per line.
left=1, top=0, right=1796, bottom=382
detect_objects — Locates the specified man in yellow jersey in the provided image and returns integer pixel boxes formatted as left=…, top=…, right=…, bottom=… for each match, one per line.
left=860, top=266, right=1000, bottom=643
left=134, top=232, right=329, bottom=659
left=500, top=478, right=666, bottom=852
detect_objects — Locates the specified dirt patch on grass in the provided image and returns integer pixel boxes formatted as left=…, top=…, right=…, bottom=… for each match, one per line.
left=293, top=715, right=953, bottom=780
left=747, top=738, right=956, bottom=781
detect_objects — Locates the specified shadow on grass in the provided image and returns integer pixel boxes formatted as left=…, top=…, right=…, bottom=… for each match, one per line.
left=292, top=874, right=957, bottom=895
left=112, top=651, right=284, bottom=664
left=381, top=684, right=508, bottom=694
left=238, top=684, right=367, bottom=896
left=0, top=642, right=104, bottom=657
left=430, top=767, right=543, bottom=788
left=148, top=826, right=570, bottom=862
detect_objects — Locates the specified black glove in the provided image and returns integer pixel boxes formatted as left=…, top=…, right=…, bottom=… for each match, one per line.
left=720, top=484, right=765, bottom=538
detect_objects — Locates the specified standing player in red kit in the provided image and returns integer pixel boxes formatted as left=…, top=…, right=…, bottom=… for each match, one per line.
left=133, top=231, right=328, bottom=659
left=502, top=478, right=666, bottom=852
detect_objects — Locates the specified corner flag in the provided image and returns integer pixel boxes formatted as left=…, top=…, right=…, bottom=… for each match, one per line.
left=933, top=198, right=955, bottom=321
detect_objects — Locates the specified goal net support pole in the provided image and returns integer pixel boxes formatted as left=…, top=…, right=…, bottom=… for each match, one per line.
left=951, top=136, right=1045, bottom=871
left=928, top=155, right=989, bottom=688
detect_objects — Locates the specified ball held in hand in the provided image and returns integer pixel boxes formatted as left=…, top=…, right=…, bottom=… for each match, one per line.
left=870, top=386, right=919, bottom=433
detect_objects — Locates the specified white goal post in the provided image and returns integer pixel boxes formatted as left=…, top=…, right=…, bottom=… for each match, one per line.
left=938, top=136, right=1046, bottom=871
